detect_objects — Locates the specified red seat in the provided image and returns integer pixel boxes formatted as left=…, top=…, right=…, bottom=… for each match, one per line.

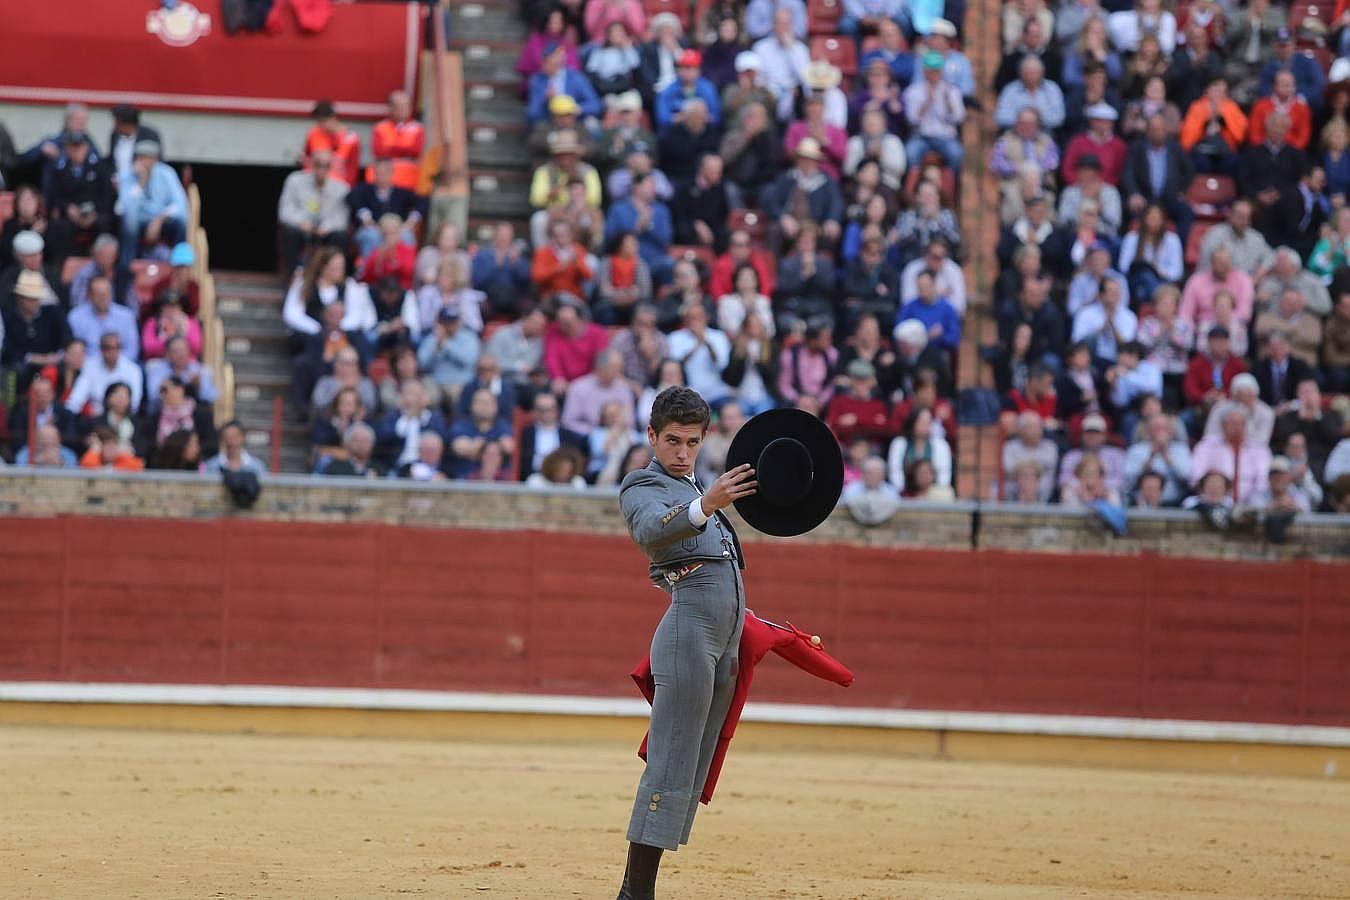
left=904, top=159, right=958, bottom=206
left=728, top=208, right=767, bottom=241
left=1185, top=174, right=1237, bottom=221
left=807, top=0, right=841, bottom=34
left=643, top=0, right=691, bottom=28
left=1289, top=2, right=1330, bottom=33
left=130, top=259, right=167, bottom=306
left=669, top=244, right=717, bottom=272
left=1184, top=221, right=1215, bottom=268
left=810, top=35, right=858, bottom=77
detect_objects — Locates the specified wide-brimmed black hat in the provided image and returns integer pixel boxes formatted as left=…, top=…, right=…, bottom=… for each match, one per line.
left=724, top=408, right=844, bottom=537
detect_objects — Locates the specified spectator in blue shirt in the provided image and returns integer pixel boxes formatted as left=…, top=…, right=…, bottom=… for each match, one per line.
left=655, top=49, right=723, bottom=130
left=447, top=388, right=515, bottom=478
left=118, top=141, right=187, bottom=266
left=604, top=175, right=674, bottom=283
left=897, top=269, right=962, bottom=355
left=471, top=223, right=533, bottom=317
left=527, top=43, right=603, bottom=126
left=1258, top=30, right=1326, bottom=111
left=67, top=275, right=140, bottom=360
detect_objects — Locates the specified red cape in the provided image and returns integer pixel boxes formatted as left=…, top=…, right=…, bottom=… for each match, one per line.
left=630, top=611, right=854, bottom=804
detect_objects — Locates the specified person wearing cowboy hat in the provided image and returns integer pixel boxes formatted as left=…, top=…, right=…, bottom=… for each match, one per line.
left=118, top=139, right=188, bottom=268
left=528, top=129, right=603, bottom=247
left=760, top=137, right=845, bottom=251
left=2, top=270, right=70, bottom=402
left=801, top=60, right=848, bottom=130
left=655, top=48, right=722, bottom=130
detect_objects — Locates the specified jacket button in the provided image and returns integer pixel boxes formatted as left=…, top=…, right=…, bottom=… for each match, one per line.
left=651, top=793, right=661, bottom=802
left=723, top=550, right=731, bottom=558
left=649, top=802, right=659, bottom=811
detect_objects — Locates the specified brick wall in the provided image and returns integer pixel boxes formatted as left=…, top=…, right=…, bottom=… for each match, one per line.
left=0, top=470, right=1345, bottom=561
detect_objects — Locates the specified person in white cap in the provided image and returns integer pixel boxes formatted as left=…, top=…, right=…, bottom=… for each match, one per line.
left=1, top=231, right=59, bottom=307
left=1057, top=412, right=1127, bottom=498
left=1063, top=102, right=1127, bottom=186
left=118, top=140, right=188, bottom=267
left=598, top=91, right=657, bottom=171
left=721, top=52, right=776, bottom=122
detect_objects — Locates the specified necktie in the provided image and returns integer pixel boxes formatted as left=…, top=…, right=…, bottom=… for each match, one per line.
left=1231, top=443, right=1241, bottom=504
left=1272, top=361, right=1285, bottom=400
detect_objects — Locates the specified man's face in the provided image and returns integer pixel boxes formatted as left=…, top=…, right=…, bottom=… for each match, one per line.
left=1019, top=416, right=1043, bottom=445
left=1146, top=115, right=1166, bottom=145
left=1279, top=290, right=1304, bottom=318
left=533, top=395, right=560, bottom=426
left=390, top=91, right=412, bottom=120
left=93, top=241, right=117, bottom=271
left=349, top=429, right=374, bottom=460
left=401, top=382, right=427, bottom=415
left=1297, top=378, right=1321, bottom=410
left=1083, top=428, right=1105, bottom=450
left=18, top=250, right=42, bottom=273
left=374, top=161, right=394, bottom=190
left=31, top=378, right=54, bottom=410
left=1270, top=470, right=1291, bottom=493
left=648, top=421, right=704, bottom=476
left=89, top=279, right=112, bottom=312
left=1148, top=415, right=1172, bottom=446
left=700, top=155, right=723, bottom=184
left=167, top=338, right=190, bottom=368
left=100, top=338, right=120, bottom=366
left=311, top=152, right=333, bottom=182
left=773, top=8, right=792, bottom=39
left=1274, top=71, right=1295, bottom=102
left=1015, top=111, right=1039, bottom=140
left=1230, top=203, right=1251, bottom=232
left=1221, top=412, right=1245, bottom=443
left=66, top=140, right=89, bottom=166
left=222, top=425, right=244, bottom=454
left=470, top=390, right=498, bottom=421
left=1211, top=250, right=1232, bottom=279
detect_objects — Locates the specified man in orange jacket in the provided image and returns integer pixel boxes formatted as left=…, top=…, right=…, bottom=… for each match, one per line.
left=303, top=100, right=361, bottom=187
left=1180, top=75, right=1248, bottom=175
left=371, top=90, right=424, bottom=192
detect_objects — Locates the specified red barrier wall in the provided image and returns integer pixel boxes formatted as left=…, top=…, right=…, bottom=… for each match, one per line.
left=2, top=516, right=1347, bottom=727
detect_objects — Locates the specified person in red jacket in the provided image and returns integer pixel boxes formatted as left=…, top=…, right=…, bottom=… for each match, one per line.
left=303, top=99, right=361, bottom=187
left=356, top=213, right=416, bottom=289
left=824, top=359, right=891, bottom=448
left=542, top=295, right=609, bottom=392
left=371, top=90, right=424, bottom=192
left=1248, top=70, right=1313, bottom=150
left=707, top=229, right=775, bottom=298
left=1183, top=324, right=1247, bottom=417
left=530, top=220, right=593, bottom=298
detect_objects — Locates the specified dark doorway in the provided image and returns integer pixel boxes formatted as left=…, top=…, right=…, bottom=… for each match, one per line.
left=192, top=163, right=290, bottom=272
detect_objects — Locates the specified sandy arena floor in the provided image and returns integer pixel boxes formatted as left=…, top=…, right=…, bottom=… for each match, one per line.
left=2, top=725, right=1347, bottom=899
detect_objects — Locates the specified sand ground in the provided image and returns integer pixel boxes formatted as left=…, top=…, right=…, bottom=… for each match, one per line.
left=2, top=725, right=1348, bottom=899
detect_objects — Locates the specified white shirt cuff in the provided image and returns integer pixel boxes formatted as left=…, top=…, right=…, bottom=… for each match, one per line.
left=688, top=497, right=710, bottom=529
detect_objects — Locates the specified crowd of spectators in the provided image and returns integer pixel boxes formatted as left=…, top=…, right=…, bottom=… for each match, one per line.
left=985, top=0, right=1350, bottom=515
left=0, top=103, right=256, bottom=474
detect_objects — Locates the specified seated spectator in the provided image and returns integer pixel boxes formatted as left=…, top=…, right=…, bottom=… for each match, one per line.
left=531, top=221, right=594, bottom=302
left=518, top=8, right=581, bottom=92
left=141, top=293, right=201, bottom=362
left=1009, top=362, right=1059, bottom=427
left=0, top=192, right=56, bottom=293
left=886, top=406, right=952, bottom=493
left=44, top=130, right=115, bottom=261
left=1195, top=289, right=1250, bottom=359
left=900, top=237, right=966, bottom=316
left=843, top=107, right=906, bottom=192
left=447, top=389, right=515, bottom=479
left=717, top=263, right=774, bottom=340
left=520, top=391, right=587, bottom=480
left=1257, top=248, right=1330, bottom=317
left=825, top=359, right=889, bottom=448
left=1240, top=112, right=1308, bottom=238
left=1120, top=75, right=1181, bottom=142
left=664, top=301, right=730, bottom=405
left=290, top=300, right=373, bottom=412
left=529, top=43, right=602, bottom=126
left=1002, top=410, right=1058, bottom=501
left=701, top=16, right=744, bottom=90
left=1180, top=247, right=1254, bottom=329
left=1165, top=24, right=1223, bottom=113
left=117, top=141, right=187, bottom=267
left=750, top=8, right=810, bottom=120
left=996, top=194, right=1069, bottom=278
left=414, top=222, right=471, bottom=292
left=709, top=230, right=774, bottom=299
left=1059, top=452, right=1122, bottom=508
left=585, top=398, right=641, bottom=479
left=992, top=322, right=1036, bottom=396
left=303, top=100, right=361, bottom=187
left=890, top=181, right=961, bottom=271
left=1183, top=325, right=1247, bottom=421
left=775, top=320, right=836, bottom=414
left=145, top=241, right=201, bottom=319
left=1258, top=28, right=1325, bottom=110
left=15, top=422, right=78, bottom=468
left=890, top=365, right=956, bottom=437
left=1121, top=113, right=1195, bottom=238
left=1063, top=16, right=1120, bottom=89
left=395, top=432, right=448, bottom=481
left=906, top=457, right=956, bottom=501
left=1254, top=288, right=1322, bottom=368
left=723, top=52, right=778, bottom=126
left=277, top=151, right=350, bottom=275
left=1204, top=372, right=1273, bottom=446
left=453, top=354, right=517, bottom=425
left=65, top=332, right=140, bottom=416
left=1003, top=0, right=1053, bottom=54
left=1064, top=203, right=1116, bottom=271
left=655, top=49, right=722, bottom=130
left=775, top=226, right=837, bottom=331
left=1224, top=4, right=1284, bottom=99
left=79, top=382, right=143, bottom=452
left=1281, top=433, right=1325, bottom=510
left=486, top=305, right=547, bottom=390
left=997, top=16, right=1063, bottom=94
left=898, top=270, right=960, bottom=356
left=1250, top=70, right=1312, bottom=152
left=418, top=258, right=484, bottom=338
left=852, top=58, right=907, bottom=139
left=1197, top=199, right=1274, bottom=279
left=839, top=235, right=901, bottom=334
left=1189, top=405, right=1271, bottom=504
left=1059, top=411, right=1126, bottom=496
left=999, top=274, right=1065, bottom=369
left=1063, top=106, right=1126, bottom=190
left=1135, top=284, right=1192, bottom=403
left=586, top=22, right=644, bottom=98
left=594, top=233, right=653, bottom=327
left=314, top=421, right=382, bottom=478
left=367, top=277, right=420, bottom=352
left=719, top=102, right=781, bottom=206
left=7, top=375, right=80, bottom=457
left=311, top=347, right=377, bottom=416
left=1124, top=412, right=1192, bottom=505
left=145, top=335, right=217, bottom=412
left=761, top=137, right=846, bottom=251
left=203, top=420, right=262, bottom=475
left=356, top=213, right=417, bottom=291
left=417, top=307, right=481, bottom=403
left=610, top=303, right=668, bottom=388
left=375, top=379, right=450, bottom=471
left=1310, top=206, right=1350, bottom=282
left=548, top=180, right=605, bottom=253
left=991, top=107, right=1060, bottom=202
left=529, top=130, right=603, bottom=248
left=1106, top=341, right=1163, bottom=437
left=1251, top=455, right=1313, bottom=513
left=471, top=223, right=532, bottom=319
left=1072, top=275, right=1137, bottom=369
left=1325, top=293, right=1350, bottom=393
left=348, top=159, right=424, bottom=259
left=654, top=257, right=715, bottom=333
left=671, top=154, right=733, bottom=253
left=1054, top=341, right=1101, bottom=422
left=1322, top=118, right=1350, bottom=204
left=544, top=295, right=609, bottom=392
left=1272, top=379, right=1343, bottom=480
left=146, top=376, right=216, bottom=463
left=658, top=100, right=721, bottom=186
left=1118, top=203, right=1184, bottom=301
left=723, top=313, right=778, bottom=414
left=1058, top=156, right=1122, bottom=238
left=786, top=93, right=849, bottom=184
left=1180, top=76, right=1248, bottom=176
left=1109, top=0, right=1176, bottom=55
left=561, top=349, right=634, bottom=434
left=67, top=275, right=138, bottom=361
left=604, top=175, right=674, bottom=284
left=994, top=56, right=1065, bottom=131
left=607, top=149, right=674, bottom=208
left=371, top=90, right=426, bottom=191
left=1001, top=165, right=1051, bottom=233
left=80, top=425, right=145, bottom=471
left=526, top=446, right=589, bottom=489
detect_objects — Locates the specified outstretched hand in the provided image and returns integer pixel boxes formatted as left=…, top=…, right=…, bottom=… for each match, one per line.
left=701, top=464, right=757, bottom=516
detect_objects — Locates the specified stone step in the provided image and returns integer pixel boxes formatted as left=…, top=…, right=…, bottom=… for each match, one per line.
left=468, top=217, right=531, bottom=243
left=219, top=305, right=287, bottom=329
left=461, top=55, right=524, bottom=85
left=467, top=125, right=532, bottom=169
left=228, top=356, right=296, bottom=382
left=464, top=94, right=528, bottom=126
left=468, top=169, right=534, bottom=218
left=451, top=5, right=528, bottom=40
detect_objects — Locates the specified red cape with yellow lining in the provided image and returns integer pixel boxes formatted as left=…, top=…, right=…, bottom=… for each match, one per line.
left=630, top=611, right=854, bottom=804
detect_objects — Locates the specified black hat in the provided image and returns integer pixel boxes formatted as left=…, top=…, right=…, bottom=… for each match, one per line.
left=724, top=408, right=844, bottom=537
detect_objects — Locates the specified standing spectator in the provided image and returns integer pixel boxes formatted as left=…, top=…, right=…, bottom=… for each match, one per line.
left=519, top=391, right=587, bottom=480
left=544, top=297, right=610, bottom=392
left=447, top=389, right=515, bottom=479
left=751, top=9, right=810, bottom=119
left=118, top=141, right=188, bottom=267
left=282, top=248, right=377, bottom=338
left=348, top=159, right=424, bottom=258
left=304, top=100, right=361, bottom=187
left=1189, top=406, right=1272, bottom=504
left=1002, top=411, right=1058, bottom=501
left=417, top=307, right=481, bottom=403
left=44, top=130, right=115, bottom=261
left=668, top=301, right=732, bottom=405
left=561, top=350, right=634, bottom=434
left=371, top=90, right=425, bottom=191
left=277, top=150, right=349, bottom=274
left=777, top=321, right=837, bottom=413
left=994, top=56, right=1065, bottom=131
left=1271, top=379, right=1343, bottom=480
left=64, top=332, right=140, bottom=415
left=1124, top=412, right=1192, bottom=504
left=67, top=276, right=139, bottom=361
left=472, top=223, right=532, bottom=318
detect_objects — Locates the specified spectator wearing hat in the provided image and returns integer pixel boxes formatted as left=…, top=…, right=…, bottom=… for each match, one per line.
left=994, top=56, right=1065, bottom=131
left=760, top=137, right=846, bottom=251
left=529, top=43, right=603, bottom=126
left=862, top=20, right=916, bottom=88
left=1058, top=412, right=1126, bottom=497
left=544, top=296, right=610, bottom=392
left=67, top=275, right=139, bottom=361
left=44, top=129, right=114, bottom=260
left=277, top=149, right=350, bottom=274
left=118, top=140, right=188, bottom=267
left=415, top=306, right=480, bottom=402
left=1259, top=28, right=1326, bottom=111
left=1062, top=104, right=1126, bottom=187
left=1250, top=454, right=1314, bottom=513
left=304, top=100, right=361, bottom=187
left=638, top=12, right=688, bottom=102
left=1, top=230, right=60, bottom=308
left=585, top=21, right=644, bottom=97
left=802, top=61, right=849, bottom=132
left=1002, top=411, right=1059, bottom=501
left=530, top=93, right=591, bottom=160
left=655, top=49, right=722, bottom=130
left=825, top=358, right=890, bottom=447
left=347, top=159, right=425, bottom=259
left=722, top=52, right=778, bottom=125
left=1, top=271, right=68, bottom=397
left=1121, top=113, right=1196, bottom=239
left=142, top=241, right=201, bottom=321
left=69, top=235, right=138, bottom=312
left=903, top=51, right=966, bottom=171
left=528, top=129, right=603, bottom=247
left=752, top=8, right=811, bottom=120
left=1058, top=155, right=1122, bottom=238
left=1124, top=412, right=1192, bottom=505
left=672, top=154, right=734, bottom=252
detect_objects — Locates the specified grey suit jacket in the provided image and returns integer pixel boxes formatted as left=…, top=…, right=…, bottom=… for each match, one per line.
left=619, top=460, right=742, bottom=581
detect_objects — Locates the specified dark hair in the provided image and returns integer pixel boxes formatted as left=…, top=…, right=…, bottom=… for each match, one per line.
left=651, top=356, right=686, bottom=388
left=112, top=104, right=140, bottom=125
left=103, top=381, right=131, bottom=405
left=152, top=429, right=199, bottom=471
left=731, top=263, right=760, bottom=293
left=219, top=418, right=245, bottom=436
left=649, top=386, right=710, bottom=435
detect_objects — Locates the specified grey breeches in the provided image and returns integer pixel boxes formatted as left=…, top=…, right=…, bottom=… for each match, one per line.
left=627, top=561, right=745, bottom=851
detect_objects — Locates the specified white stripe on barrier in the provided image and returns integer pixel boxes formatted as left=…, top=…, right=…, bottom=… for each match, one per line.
left=3, top=682, right=1349, bottom=748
